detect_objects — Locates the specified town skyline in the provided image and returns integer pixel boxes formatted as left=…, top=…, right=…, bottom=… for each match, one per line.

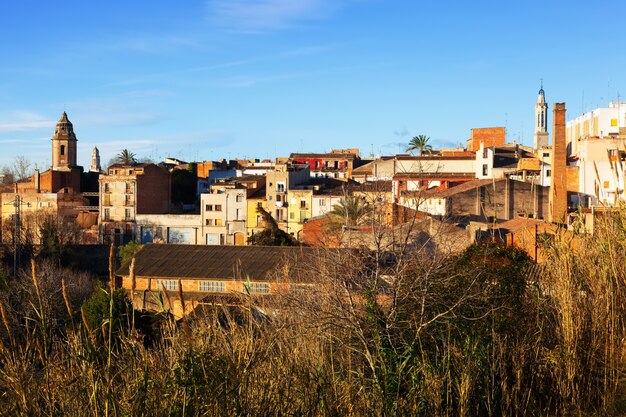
left=1, top=1, right=626, bottom=168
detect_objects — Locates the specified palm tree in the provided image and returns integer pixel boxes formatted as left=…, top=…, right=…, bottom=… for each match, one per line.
left=406, top=135, right=433, bottom=156
left=329, top=196, right=372, bottom=227
left=115, top=149, right=137, bottom=165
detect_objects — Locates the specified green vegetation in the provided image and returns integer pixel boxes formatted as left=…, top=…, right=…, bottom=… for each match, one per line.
left=328, top=195, right=373, bottom=227
left=115, top=149, right=137, bottom=165
left=406, top=134, right=433, bottom=155
left=0, top=214, right=625, bottom=415
left=118, top=240, right=142, bottom=266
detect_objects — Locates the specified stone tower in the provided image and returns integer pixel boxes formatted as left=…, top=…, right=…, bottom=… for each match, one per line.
left=90, top=146, right=101, bottom=172
left=51, top=112, right=78, bottom=171
left=534, top=83, right=549, bottom=151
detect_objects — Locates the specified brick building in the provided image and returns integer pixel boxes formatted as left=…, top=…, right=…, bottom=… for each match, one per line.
left=99, top=163, right=170, bottom=244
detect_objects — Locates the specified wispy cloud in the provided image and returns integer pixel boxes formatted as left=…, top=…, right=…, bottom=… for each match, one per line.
left=207, top=0, right=339, bottom=33
left=0, top=112, right=56, bottom=132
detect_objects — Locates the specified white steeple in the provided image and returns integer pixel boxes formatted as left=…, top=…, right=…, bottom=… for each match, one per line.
left=90, top=146, right=101, bottom=172
left=534, top=81, right=549, bottom=150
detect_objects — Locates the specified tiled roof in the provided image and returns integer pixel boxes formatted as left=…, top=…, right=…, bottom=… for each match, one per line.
left=290, top=153, right=357, bottom=159
left=403, top=178, right=505, bottom=199
left=117, top=244, right=347, bottom=282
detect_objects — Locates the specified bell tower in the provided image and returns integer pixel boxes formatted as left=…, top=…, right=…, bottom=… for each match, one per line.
left=90, top=146, right=102, bottom=172
left=533, top=82, right=549, bottom=151
left=52, top=112, right=78, bottom=171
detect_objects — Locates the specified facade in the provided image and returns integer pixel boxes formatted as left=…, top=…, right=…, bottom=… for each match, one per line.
left=246, top=188, right=268, bottom=241
left=400, top=178, right=550, bottom=223
left=0, top=189, right=87, bottom=244
left=201, top=187, right=247, bottom=245
left=286, top=189, right=313, bottom=239
left=466, top=127, right=506, bottom=152
left=574, top=136, right=626, bottom=207
left=290, top=149, right=361, bottom=180
left=265, top=163, right=310, bottom=232
left=99, top=163, right=171, bottom=244
left=475, top=143, right=535, bottom=180
left=201, top=176, right=266, bottom=245
left=135, top=213, right=202, bottom=244
left=566, top=102, right=626, bottom=156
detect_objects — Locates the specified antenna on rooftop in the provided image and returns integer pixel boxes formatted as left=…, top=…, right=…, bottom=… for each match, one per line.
left=504, top=112, right=508, bottom=143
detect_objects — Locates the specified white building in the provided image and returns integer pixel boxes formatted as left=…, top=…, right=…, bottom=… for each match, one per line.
left=201, top=187, right=247, bottom=245
left=567, top=102, right=626, bottom=156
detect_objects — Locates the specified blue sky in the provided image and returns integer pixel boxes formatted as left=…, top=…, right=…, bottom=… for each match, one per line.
left=1, top=0, right=625, bottom=169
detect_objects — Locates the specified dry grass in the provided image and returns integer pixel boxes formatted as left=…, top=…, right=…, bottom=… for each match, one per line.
left=0, top=213, right=626, bottom=415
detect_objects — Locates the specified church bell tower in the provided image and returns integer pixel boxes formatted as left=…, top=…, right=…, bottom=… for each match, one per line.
left=534, top=82, right=549, bottom=151
left=52, top=112, right=78, bottom=171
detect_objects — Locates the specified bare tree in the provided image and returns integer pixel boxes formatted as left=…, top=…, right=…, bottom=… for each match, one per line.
left=12, top=155, right=33, bottom=181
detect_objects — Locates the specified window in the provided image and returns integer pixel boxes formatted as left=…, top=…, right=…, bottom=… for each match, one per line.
left=483, top=149, right=488, bottom=158
left=290, top=284, right=317, bottom=295
left=125, top=183, right=132, bottom=193
left=236, top=194, right=243, bottom=203
left=482, top=164, right=488, bottom=176
left=215, top=205, right=222, bottom=211
left=205, top=219, right=213, bottom=226
left=103, top=208, right=110, bottom=221
left=290, top=212, right=295, bottom=219
left=215, top=219, right=223, bottom=226
left=300, top=200, right=306, bottom=209
left=205, top=204, right=213, bottom=211
left=320, top=199, right=326, bottom=206
left=157, top=280, right=178, bottom=291
left=199, top=281, right=226, bottom=292
left=257, top=202, right=263, bottom=208
left=543, top=153, right=550, bottom=157
left=104, top=183, right=109, bottom=192
left=604, top=181, right=610, bottom=189
left=276, top=195, right=282, bottom=202
left=546, top=170, right=551, bottom=177
left=277, top=183, right=285, bottom=192
left=235, top=208, right=241, bottom=220
left=60, top=145, right=65, bottom=156
left=243, top=282, right=270, bottom=294
left=125, top=208, right=132, bottom=220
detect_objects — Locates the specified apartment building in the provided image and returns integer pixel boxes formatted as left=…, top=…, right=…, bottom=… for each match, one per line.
left=290, top=148, right=361, bottom=180
left=99, top=163, right=170, bottom=245
left=201, top=175, right=266, bottom=245
left=265, top=163, right=310, bottom=232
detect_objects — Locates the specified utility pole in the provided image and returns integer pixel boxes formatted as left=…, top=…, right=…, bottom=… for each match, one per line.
left=3, top=195, right=31, bottom=277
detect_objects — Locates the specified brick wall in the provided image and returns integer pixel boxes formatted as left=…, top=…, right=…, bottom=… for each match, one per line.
left=469, top=127, right=506, bottom=151
left=550, top=103, right=568, bottom=223
left=136, top=165, right=171, bottom=214
left=447, top=179, right=549, bottom=222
